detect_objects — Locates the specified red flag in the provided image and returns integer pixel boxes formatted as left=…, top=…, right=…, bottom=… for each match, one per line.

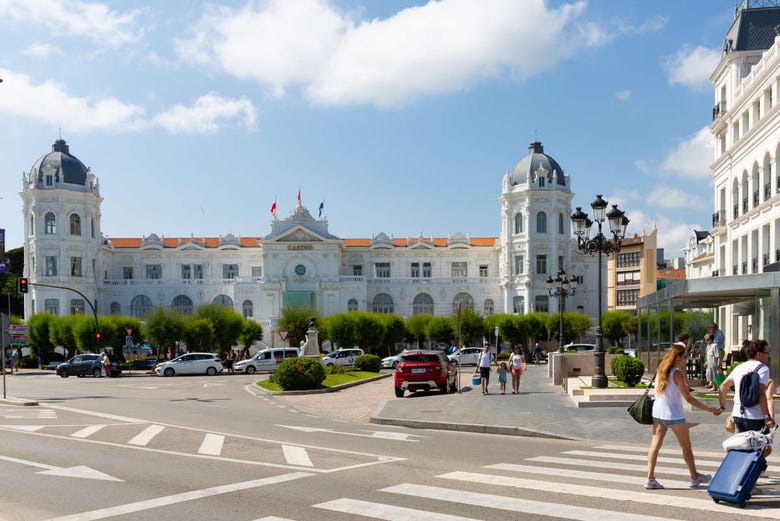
left=297, top=188, right=301, bottom=204
left=270, top=199, right=277, bottom=217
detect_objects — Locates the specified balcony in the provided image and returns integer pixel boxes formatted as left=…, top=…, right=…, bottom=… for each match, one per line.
left=712, top=100, right=726, bottom=121
left=733, top=204, right=739, bottom=219
left=765, top=183, right=771, bottom=201
left=753, top=191, right=759, bottom=207
left=742, top=262, right=748, bottom=275
left=743, top=198, right=749, bottom=213
left=712, top=270, right=719, bottom=277
left=712, top=210, right=726, bottom=227
left=752, top=258, right=758, bottom=273
left=366, top=276, right=500, bottom=286
left=764, top=253, right=770, bottom=267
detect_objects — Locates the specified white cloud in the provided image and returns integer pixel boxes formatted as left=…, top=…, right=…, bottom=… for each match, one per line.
left=178, top=0, right=592, bottom=108
left=0, top=69, right=146, bottom=132
left=646, top=186, right=705, bottom=209
left=23, top=42, right=61, bottom=58
left=614, top=89, right=631, bottom=101
left=662, top=45, right=720, bottom=91
left=658, top=126, right=713, bottom=179
left=0, top=0, right=138, bottom=46
left=154, top=93, right=257, bottom=134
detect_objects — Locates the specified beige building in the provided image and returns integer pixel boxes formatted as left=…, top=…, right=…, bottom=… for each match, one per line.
left=607, top=228, right=657, bottom=314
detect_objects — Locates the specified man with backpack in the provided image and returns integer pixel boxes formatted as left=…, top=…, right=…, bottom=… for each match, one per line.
left=718, top=339, right=774, bottom=456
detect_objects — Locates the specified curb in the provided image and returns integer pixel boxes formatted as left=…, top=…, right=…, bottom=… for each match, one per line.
left=368, top=415, right=575, bottom=440
left=0, top=397, right=39, bottom=406
left=250, top=373, right=391, bottom=396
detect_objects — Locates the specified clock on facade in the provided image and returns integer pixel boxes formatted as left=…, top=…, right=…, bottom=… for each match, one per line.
left=294, top=264, right=307, bottom=276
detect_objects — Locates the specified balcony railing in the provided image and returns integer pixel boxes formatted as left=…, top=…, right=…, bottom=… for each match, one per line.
left=102, top=276, right=262, bottom=287
left=742, top=261, right=748, bottom=274
left=743, top=198, right=749, bottom=213
left=733, top=204, right=739, bottom=219
left=712, top=270, right=719, bottom=277
left=764, top=253, right=770, bottom=267
left=752, top=258, right=758, bottom=272
left=367, top=276, right=500, bottom=286
left=765, top=183, right=771, bottom=200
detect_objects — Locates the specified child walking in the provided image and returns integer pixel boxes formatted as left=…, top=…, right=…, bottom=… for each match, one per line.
left=497, top=362, right=508, bottom=395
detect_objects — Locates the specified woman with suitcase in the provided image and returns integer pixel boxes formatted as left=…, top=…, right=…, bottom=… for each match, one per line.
left=645, top=341, right=723, bottom=490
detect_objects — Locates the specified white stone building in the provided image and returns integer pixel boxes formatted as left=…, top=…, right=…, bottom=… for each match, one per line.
left=20, top=139, right=601, bottom=334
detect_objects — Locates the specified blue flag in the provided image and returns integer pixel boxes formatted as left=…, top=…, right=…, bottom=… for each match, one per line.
left=318, top=201, right=324, bottom=218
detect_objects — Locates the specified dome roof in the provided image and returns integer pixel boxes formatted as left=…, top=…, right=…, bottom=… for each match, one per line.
left=509, top=141, right=566, bottom=186
left=30, top=139, right=88, bottom=186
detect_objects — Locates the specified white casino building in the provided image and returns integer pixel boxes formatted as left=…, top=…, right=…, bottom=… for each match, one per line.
left=20, top=139, right=602, bottom=334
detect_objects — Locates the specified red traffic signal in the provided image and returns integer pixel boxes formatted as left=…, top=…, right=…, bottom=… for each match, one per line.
left=95, top=333, right=102, bottom=340
left=17, top=277, right=28, bottom=293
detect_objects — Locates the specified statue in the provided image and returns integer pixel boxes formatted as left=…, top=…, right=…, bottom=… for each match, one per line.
left=307, top=317, right=317, bottom=331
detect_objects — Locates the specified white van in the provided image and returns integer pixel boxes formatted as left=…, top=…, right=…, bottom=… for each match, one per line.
left=233, top=347, right=300, bottom=374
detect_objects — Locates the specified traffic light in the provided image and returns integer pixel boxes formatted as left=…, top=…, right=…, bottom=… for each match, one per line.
left=17, top=277, right=28, bottom=294
left=95, top=332, right=101, bottom=341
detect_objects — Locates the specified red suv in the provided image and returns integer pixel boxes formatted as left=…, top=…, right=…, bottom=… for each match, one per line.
left=394, top=350, right=450, bottom=397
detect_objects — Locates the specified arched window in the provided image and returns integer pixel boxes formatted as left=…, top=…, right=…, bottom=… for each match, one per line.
left=483, top=299, right=494, bottom=315
left=347, top=298, right=358, bottom=312
left=130, top=295, right=153, bottom=318
left=513, top=296, right=525, bottom=314
left=45, top=212, right=56, bottom=234
left=558, top=213, right=565, bottom=234
left=536, top=212, right=547, bottom=233
left=110, top=302, right=121, bottom=315
left=91, top=217, right=95, bottom=238
left=213, top=294, right=233, bottom=309
left=372, top=293, right=394, bottom=314
left=171, top=295, right=193, bottom=315
left=29, top=215, right=34, bottom=236
left=69, top=214, right=81, bottom=236
left=514, top=213, right=523, bottom=234
left=242, top=299, right=253, bottom=319
left=452, top=292, right=474, bottom=313
left=44, top=298, right=59, bottom=315
left=412, top=293, right=434, bottom=315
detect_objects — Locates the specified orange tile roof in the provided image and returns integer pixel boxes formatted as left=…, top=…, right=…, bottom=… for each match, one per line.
left=656, top=268, right=686, bottom=280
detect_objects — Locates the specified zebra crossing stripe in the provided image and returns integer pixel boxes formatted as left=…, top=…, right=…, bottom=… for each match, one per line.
left=563, top=450, right=723, bottom=468
left=127, top=425, right=165, bottom=446
left=527, top=456, right=695, bottom=477
left=198, top=434, right=224, bottom=456
left=440, top=471, right=780, bottom=518
left=282, top=445, right=314, bottom=467
left=315, top=498, right=480, bottom=520
left=381, top=483, right=678, bottom=521
left=486, top=463, right=692, bottom=489
left=593, top=445, right=780, bottom=474
left=71, top=425, right=106, bottom=439
left=253, top=517, right=296, bottom=521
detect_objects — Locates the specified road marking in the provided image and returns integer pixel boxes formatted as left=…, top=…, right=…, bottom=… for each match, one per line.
left=365, top=430, right=423, bottom=441
left=382, top=483, right=679, bottom=521
left=0, top=454, right=121, bottom=482
left=563, top=449, right=723, bottom=468
left=71, top=425, right=106, bottom=438
left=282, top=445, right=313, bottom=467
left=128, top=424, right=165, bottom=446
left=277, top=424, right=422, bottom=442
left=198, top=433, right=224, bottom=455
left=0, top=407, right=56, bottom=419
left=47, top=404, right=145, bottom=423
left=527, top=455, right=696, bottom=477
left=45, top=472, right=313, bottom=521
left=202, top=383, right=224, bottom=388
left=592, top=444, right=780, bottom=473
left=441, top=470, right=780, bottom=518
left=253, top=518, right=296, bottom=521
left=485, top=463, right=692, bottom=489
left=315, top=498, right=479, bottom=520
left=2, top=425, right=44, bottom=432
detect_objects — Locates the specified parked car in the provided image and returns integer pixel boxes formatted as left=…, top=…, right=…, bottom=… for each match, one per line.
left=233, top=347, right=300, bottom=374
left=562, top=343, right=597, bottom=353
left=57, top=354, right=121, bottom=378
left=394, top=350, right=450, bottom=397
left=447, top=346, right=483, bottom=366
left=381, top=350, right=410, bottom=369
left=154, top=353, right=223, bottom=376
left=321, top=348, right=364, bottom=367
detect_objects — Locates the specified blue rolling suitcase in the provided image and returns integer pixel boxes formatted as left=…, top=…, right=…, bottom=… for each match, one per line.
left=707, top=449, right=767, bottom=508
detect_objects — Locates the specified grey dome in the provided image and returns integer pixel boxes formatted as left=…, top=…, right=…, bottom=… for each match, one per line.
left=30, top=139, right=88, bottom=186
left=510, top=141, right=566, bottom=186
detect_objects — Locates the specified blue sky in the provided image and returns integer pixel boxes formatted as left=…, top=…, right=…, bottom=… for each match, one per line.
left=0, top=0, right=737, bottom=256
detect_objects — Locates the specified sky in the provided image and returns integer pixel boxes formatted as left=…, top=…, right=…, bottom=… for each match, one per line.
left=0, top=0, right=741, bottom=257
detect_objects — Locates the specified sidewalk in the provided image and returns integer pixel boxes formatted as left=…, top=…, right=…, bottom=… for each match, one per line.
left=278, top=363, right=733, bottom=450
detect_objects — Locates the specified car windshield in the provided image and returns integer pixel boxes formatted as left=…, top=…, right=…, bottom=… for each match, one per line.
left=402, top=354, right=440, bottom=363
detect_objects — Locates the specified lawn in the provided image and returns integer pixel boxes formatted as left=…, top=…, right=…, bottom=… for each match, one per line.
left=258, top=370, right=382, bottom=392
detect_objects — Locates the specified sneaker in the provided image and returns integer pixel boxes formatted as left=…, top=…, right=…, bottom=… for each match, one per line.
left=644, top=478, right=664, bottom=490
left=690, top=473, right=711, bottom=488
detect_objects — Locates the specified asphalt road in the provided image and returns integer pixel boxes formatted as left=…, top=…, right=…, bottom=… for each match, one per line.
left=0, top=372, right=779, bottom=521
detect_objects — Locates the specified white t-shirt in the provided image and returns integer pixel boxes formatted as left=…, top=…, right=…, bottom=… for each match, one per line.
left=652, top=367, right=685, bottom=421
left=478, top=351, right=494, bottom=368
left=509, top=353, right=524, bottom=369
left=728, top=360, right=770, bottom=420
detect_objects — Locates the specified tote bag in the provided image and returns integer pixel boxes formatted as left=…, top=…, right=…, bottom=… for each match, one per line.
left=627, top=375, right=655, bottom=425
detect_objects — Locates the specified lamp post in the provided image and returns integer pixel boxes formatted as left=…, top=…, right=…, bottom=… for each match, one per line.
left=571, top=194, right=629, bottom=388
left=546, top=269, right=577, bottom=353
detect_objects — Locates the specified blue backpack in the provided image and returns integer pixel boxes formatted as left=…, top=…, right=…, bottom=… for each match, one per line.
left=739, top=368, right=761, bottom=415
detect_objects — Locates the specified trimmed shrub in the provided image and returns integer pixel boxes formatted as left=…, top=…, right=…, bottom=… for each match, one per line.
left=610, top=355, right=644, bottom=387
left=606, top=346, right=625, bottom=355
left=273, top=357, right=326, bottom=390
left=354, top=354, right=381, bottom=372
left=20, top=355, right=39, bottom=369
left=324, top=365, right=347, bottom=375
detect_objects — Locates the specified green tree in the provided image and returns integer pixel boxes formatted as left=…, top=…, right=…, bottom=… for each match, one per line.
left=327, top=313, right=357, bottom=350
left=50, top=314, right=79, bottom=358
left=521, top=313, right=548, bottom=346
left=682, top=310, right=711, bottom=343
left=459, top=309, right=485, bottom=346
left=494, top=314, right=524, bottom=346
left=195, top=304, right=244, bottom=353
left=407, top=314, right=432, bottom=349
left=354, top=312, right=384, bottom=353
left=381, top=314, right=408, bottom=356
left=238, top=320, right=264, bottom=359
left=144, top=307, right=185, bottom=358
left=426, top=316, right=455, bottom=345
left=71, top=314, right=98, bottom=353
left=602, top=310, right=634, bottom=347
left=28, top=312, right=57, bottom=363
left=182, top=318, right=214, bottom=353
left=279, top=307, right=316, bottom=347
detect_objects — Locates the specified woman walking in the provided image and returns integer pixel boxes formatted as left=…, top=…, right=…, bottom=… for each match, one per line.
left=509, top=345, right=525, bottom=394
left=645, top=341, right=722, bottom=489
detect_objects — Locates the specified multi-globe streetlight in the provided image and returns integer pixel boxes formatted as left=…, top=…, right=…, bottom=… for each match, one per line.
left=546, top=269, right=577, bottom=353
left=571, top=194, right=629, bottom=389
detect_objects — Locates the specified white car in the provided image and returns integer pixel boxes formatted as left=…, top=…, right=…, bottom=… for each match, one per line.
left=155, top=353, right=223, bottom=376
left=233, top=347, right=300, bottom=374
left=381, top=350, right=409, bottom=369
left=563, top=343, right=597, bottom=353
left=447, top=347, right=483, bottom=366
left=322, top=348, right=364, bottom=367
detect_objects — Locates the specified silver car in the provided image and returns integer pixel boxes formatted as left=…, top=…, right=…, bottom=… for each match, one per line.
left=155, top=353, right=223, bottom=376
left=447, top=347, right=483, bottom=366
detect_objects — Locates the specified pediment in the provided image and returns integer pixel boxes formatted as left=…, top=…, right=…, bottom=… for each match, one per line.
left=275, top=228, right=324, bottom=243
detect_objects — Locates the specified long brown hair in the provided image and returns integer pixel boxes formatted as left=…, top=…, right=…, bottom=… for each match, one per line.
left=656, top=343, right=685, bottom=394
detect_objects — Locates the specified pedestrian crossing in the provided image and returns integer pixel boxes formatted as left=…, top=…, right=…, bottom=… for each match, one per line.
left=256, top=445, right=780, bottom=521
left=0, top=405, right=56, bottom=419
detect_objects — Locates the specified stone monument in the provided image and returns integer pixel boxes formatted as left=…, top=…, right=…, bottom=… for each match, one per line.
left=300, top=317, right=320, bottom=359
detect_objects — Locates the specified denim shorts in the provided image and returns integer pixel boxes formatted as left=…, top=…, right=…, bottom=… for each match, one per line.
left=735, top=416, right=765, bottom=433
left=653, top=417, right=686, bottom=427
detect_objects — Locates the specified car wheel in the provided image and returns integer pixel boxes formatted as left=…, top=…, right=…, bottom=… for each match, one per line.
left=246, top=366, right=256, bottom=375
left=58, top=371, right=68, bottom=378
left=164, top=368, right=175, bottom=377
left=394, top=387, right=404, bottom=398
left=206, top=366, right=217, bottom=376
left=93, top=368, right=102, bottom=378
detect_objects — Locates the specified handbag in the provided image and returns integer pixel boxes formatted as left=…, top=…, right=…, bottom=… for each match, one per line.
left=725, top=414, right=735, bottom=433
left=627, top=375, right=655, bottom=425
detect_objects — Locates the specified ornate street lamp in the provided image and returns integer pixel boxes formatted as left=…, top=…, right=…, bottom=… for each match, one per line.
left=571, top=194, right=629, bottom=388
left=546, top=269, right=577, bottom=353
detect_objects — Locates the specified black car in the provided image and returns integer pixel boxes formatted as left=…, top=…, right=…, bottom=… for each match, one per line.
left=56, top=354, right=122, bottom=378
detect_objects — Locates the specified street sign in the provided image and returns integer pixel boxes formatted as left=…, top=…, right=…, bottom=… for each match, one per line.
left=126, top=336, right=133, bottom=346
left=9, top=325, right=29, bottom=333
left=278, top=330, right=289, bottom=341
